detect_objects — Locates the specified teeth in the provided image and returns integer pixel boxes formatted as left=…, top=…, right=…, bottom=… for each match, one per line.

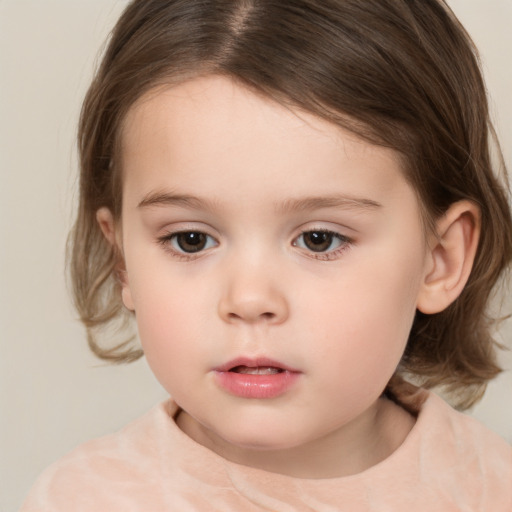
left=232, top=366, right=282, bottom=375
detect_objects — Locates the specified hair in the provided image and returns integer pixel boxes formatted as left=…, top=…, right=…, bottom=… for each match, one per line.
left=69, top=0, right=512, bottom=409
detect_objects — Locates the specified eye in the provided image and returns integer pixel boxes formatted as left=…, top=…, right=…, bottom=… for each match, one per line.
left=294, top=230, right=350, bottom=254
left=161, top=231, right=217, bottom=254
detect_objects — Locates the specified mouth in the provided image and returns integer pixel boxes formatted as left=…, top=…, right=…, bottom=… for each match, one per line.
left=213, top=357, right=301, bottom=399
left=229, top=366, right=284, bottom=375
left=214, top=357, right=299, bottom=374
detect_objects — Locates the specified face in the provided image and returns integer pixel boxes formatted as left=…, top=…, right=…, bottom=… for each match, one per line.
left=115, top=75, right=431, bottom=475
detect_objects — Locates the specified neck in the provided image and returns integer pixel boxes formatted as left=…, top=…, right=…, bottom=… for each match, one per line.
left=176, top=396, right=415, bottom=479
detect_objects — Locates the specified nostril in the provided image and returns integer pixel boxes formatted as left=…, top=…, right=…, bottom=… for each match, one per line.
left=227, top=311, right=275, bottom=321
left=218, top=290, right=289, bottom=325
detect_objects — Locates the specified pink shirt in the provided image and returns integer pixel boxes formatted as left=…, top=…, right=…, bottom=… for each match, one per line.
left=21, top=391, right=512, bottom=511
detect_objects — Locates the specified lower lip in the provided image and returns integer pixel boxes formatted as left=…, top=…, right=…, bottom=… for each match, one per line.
left=214, top=370, right=300, bottom=399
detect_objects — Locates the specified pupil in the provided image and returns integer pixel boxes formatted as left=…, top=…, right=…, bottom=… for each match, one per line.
left=304, top=231, right=332, bottom=252
left=177, top=232, right=206, bottom=253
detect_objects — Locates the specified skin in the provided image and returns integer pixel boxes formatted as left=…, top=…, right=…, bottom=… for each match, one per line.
left=98, top=75, right=480, bottom=478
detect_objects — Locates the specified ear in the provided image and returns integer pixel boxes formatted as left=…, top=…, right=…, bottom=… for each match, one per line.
left=96, top=207, right=135, bottom=311
left=416, top=200, right=480, bottom=314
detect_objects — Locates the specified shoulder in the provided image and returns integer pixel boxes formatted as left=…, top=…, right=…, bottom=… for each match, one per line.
left=19, top=401, right=179, bottom=512
left=421, top=392, right=512, bottom=461
left=414, top=391, right=512, bottom=507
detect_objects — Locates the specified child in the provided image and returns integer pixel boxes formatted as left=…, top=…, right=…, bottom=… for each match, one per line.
left=21, top=0, right=512, bottom=510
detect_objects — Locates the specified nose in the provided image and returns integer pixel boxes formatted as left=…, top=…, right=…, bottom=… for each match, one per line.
left=217, top=262, right=289, bottom=325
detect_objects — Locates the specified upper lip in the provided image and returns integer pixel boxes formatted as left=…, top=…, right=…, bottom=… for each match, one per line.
left=213, top=357, right=300, bottom=373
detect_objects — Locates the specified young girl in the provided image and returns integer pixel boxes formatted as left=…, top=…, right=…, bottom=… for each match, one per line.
left=21, top=0, right=512, bottom=510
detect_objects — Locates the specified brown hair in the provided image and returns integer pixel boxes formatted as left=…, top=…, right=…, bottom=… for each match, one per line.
left=70, top=0, right=512, bottom=409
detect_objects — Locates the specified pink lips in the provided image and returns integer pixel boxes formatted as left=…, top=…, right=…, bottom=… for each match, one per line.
left=213, top=357, right=301, bottom=399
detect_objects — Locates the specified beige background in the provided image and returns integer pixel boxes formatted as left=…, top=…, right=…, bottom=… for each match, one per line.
left=1, top=1, right=511, bottom=510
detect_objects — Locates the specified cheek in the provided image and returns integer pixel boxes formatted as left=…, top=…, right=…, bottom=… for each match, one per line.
left=305, top=249, right=424, bottom=390
left=135, top=288, right=204, bottom=347
left=126, top=267, right=211, bottom=383
left=136, top=304, right=204, bottom=395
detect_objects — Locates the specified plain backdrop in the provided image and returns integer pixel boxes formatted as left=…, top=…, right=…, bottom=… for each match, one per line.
left=1, top=1, right=511, bottom=510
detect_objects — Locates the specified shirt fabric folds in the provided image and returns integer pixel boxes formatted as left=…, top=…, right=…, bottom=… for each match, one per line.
left=20, top=390, right=512, bottom=511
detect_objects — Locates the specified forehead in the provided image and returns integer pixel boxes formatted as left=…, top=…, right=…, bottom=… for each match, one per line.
left=119, top=75, right=414, bottom=214
left=121, top=76, right=351, bottom=160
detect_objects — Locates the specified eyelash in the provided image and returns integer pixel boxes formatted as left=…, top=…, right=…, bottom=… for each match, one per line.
left=157, top=228, right=353, bottom=261
left=157, top=231, right=218, bottom=261
left=293, top=229, right=353, bottom=261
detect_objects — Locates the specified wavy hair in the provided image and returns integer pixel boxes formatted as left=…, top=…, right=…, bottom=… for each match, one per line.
left=69, top=0, right=512, bottom=409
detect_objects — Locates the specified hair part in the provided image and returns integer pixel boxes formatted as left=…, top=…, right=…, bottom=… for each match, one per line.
left=69, top=0, right=512, bottom=408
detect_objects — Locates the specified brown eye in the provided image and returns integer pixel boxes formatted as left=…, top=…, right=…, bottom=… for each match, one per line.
left=158, top=230, right=218, bottom=257
left=302, top=231, right=334, bottom=252
left=294, top=230, right=349, bottom=254
left=174, top=232, right=209, bottom=253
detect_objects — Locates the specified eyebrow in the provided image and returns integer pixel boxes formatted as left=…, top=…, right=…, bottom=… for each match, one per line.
left=277, top=195, right=382, bottom=214
left=137, top=190, right=382, bottom=213
left=137, top=191, right=219, bottom=211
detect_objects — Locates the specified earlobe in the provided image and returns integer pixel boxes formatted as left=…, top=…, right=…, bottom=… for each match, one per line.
left=121, top=285, right=135, bottom=312
left=96, top=207, right=135, bottom=312
left=96, top=207, right=117, bottom=246
left=417, top=201, right=480, bottom=314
